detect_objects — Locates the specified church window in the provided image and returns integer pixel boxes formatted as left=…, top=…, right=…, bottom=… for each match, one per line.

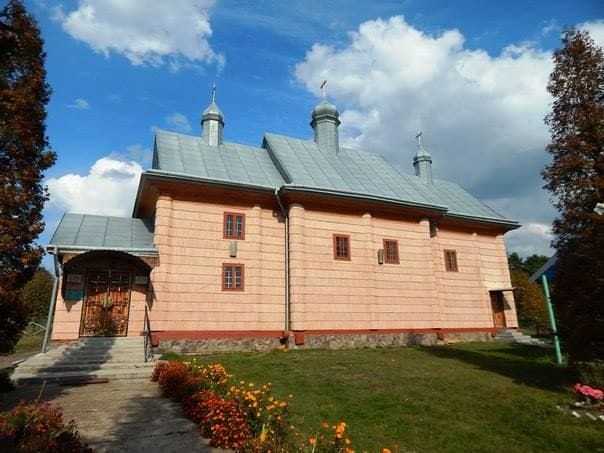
left=224, top=212, right=245, bottom=239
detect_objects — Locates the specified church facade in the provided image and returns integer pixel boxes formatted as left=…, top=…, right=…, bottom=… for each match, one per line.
left=47, top=93, right=519, bottom=350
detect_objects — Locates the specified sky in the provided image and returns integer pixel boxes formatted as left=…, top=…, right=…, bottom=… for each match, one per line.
left=23, top=0, right=604, bottom=266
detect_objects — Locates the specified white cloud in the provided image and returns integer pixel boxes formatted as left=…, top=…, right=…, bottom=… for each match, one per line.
left=46, top=157, right=142, bottom=217
left=165, top=112, right=192, bottom=133
left=579, top=19, right=604, bottom=48
left=54, top=0, right=224, bottom=69
left=504, top=223, right=553, bottom=257
left=295, top=15, right=556, bottom=256
left=122, top=144, right=152, bottom=166
left=68, top=98, right=90, bottom=109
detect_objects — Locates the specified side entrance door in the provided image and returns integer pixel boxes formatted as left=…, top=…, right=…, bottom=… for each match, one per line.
left=80, top=270, right=132, bottom=337
left=490, top=291, right=507, bottom=328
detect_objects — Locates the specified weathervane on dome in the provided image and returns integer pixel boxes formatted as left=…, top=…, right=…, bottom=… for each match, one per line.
left=211, top=82, right=217, bottom=103
left=416, top=130, right=423, bottom=148
left=320, top=80, right=327, bottom=101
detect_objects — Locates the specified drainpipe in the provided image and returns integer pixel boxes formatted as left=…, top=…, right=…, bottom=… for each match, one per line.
left=274, top=187, right=290, bottom=333
left=42, top=249, right=62, bottom=353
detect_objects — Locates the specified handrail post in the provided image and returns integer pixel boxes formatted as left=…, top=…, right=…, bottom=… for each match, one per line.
left=144, top=305, right=153, bottom=362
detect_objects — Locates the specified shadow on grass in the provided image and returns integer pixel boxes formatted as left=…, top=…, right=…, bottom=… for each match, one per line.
left=424, top=344, right=573, bottom=392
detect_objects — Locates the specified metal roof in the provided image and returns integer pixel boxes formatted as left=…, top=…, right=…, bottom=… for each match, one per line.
left=152, top=129, right=285, bottom=189
left=48, top=214, right=156, bottom=254
left=263, top=134, right=515, bottom=225
left=140, top=128, right=517, bottom=228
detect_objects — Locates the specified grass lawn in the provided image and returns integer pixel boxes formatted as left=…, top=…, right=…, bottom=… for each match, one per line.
left=13, top=332, right=44, bottom=355
left=164, top=343, right=603, bottom=452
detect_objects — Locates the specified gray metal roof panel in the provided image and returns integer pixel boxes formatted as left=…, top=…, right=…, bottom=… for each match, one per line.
left=264, top=134, right=439, bottom=207
left=153, top=129, right=285, bottom=188
left=49, top=214, right=156, bottom=251
left=264, top=133, right=512, bottom=223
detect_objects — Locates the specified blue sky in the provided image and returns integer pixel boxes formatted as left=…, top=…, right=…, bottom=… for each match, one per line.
left=26, top=0, right=603, bottom=265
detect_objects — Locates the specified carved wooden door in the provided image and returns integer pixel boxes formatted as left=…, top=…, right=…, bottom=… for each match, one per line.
left=490, top=292, right=507, bottom=328
left=80, top=270, right=131, bottom=337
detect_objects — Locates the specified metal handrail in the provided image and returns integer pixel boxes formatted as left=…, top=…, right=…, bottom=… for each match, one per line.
left=143, top=305, right=153, bottom=362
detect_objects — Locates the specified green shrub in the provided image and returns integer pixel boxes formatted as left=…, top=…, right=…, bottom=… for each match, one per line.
left=0, top=401, right=89, bottom=452
left=575, top=360, right=604, bottom=388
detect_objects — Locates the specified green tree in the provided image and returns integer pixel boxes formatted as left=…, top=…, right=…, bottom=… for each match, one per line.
left=543, top=28, right=604, bottom=362
left=510, top=269, right=549, bottom=334
left=507, top=252, right=525, bottom=272
left=523, top=254, right=549, bottom=277
left=0, top=1, right=55, bottom=353
left=19, top=267, right=53, bottom=324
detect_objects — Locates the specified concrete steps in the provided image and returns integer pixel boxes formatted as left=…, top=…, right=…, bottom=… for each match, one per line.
left=11, top=336, right=154, bottom=385
left=494, top=329, right=548, bottom=347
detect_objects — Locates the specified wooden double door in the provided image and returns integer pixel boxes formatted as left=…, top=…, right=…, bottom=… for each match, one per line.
left=80, top=270, right=132, bottom=337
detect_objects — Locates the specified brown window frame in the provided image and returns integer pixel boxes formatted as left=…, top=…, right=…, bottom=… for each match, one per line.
left=444, top=249, right=458, bottom=272
left=383, top=239, right=400, bottom=264
left=333, top=234, right=351, bottom=261
left=223, top=212, right=245, bottom=240
left=222, top=263, right=245, bottom=291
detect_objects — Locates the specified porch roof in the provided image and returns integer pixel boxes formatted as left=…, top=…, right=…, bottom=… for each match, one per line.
left=48, top=214, right=157, bottom=255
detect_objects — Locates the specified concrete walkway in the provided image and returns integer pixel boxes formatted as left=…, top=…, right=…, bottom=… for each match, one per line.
left=1, top=379, right=221, bottom=452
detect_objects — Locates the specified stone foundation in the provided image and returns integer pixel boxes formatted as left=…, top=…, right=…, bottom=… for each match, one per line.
left=156, top=330, right=493, bottom=354
left=156, top=337, right=285, bottom=354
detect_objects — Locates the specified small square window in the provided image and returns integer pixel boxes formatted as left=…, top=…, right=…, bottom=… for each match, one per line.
left=224, top=212, right=245, bottom=239
left=333, top=234, right=351, bottom=260
left=383, top=239, right=399, bottom=264
left=222, top=263, right=244, bottom=290
left=444, top=250, right=458, bottom=272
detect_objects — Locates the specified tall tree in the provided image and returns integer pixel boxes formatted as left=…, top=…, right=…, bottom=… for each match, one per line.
left=523, top=254, right=549, bottom=277
left=0, top=1, right=55, bottom=353
left=19, top=267, right=53, bottom=324
left=509, top=269, right=549, bottom=334
left=543, top=28, right=604, bottom=362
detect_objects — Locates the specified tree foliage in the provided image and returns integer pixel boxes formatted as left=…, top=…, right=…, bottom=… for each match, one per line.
left=507, top=253, right=551, bottom=334
left=19, top=267, right=53, bottom=324
left=508, top=252, right=549, bottom=276
left=543, top=29, right=604, bottom=362
left=0, top=1, right=55, bottom=353
left=509, top=269, right=549, bottom=334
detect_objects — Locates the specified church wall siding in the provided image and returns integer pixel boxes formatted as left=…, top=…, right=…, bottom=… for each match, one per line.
left=149, top=195, right=286, bottom=332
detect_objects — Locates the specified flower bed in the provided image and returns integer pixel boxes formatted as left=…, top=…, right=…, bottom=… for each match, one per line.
left=0, top=401, right=89, bottom=452
left=152, top=359, right=391, bottom=452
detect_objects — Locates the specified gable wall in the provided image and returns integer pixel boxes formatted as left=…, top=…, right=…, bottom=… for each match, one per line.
left=150, top=194, right=286, bottom=332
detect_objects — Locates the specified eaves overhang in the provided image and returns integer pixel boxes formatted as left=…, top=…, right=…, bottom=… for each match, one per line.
left=280, top=184, right=448, bottom=215
left=132, top=170, right=277, bottom=217
left=46, top=244, right=159, bottom=257
left=440, top=212, right=520, bottom=231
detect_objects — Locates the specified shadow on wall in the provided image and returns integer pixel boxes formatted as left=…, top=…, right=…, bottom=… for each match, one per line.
left=423, top=344, right=571, bottom=392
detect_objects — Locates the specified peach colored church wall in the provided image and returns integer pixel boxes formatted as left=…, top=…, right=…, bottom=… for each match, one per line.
left=150, top=195, right=285, bottom=332
left=288, top=205, right=440, bottom=331
left=51, top=254, right=82, bottom=340
left=433, top=228, right=517, bottom=328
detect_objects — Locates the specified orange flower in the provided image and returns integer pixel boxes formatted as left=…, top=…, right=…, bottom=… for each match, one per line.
left=382, top=449, right=392, bottom=453
left=322, top=422, right=329, bottom=428
left=309, top=437, right=317, bottom=445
